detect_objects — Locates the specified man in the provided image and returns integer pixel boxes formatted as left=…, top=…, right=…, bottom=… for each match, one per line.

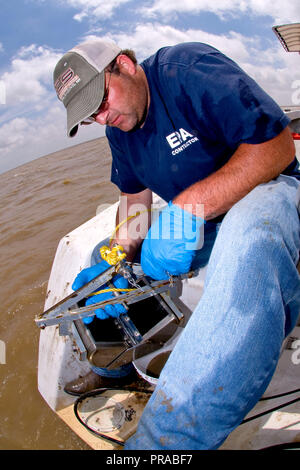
left=53, top=39, right=300, bottom=449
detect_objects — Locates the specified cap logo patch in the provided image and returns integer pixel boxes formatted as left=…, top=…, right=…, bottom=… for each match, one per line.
left=54, top=67, right=81, bottom=102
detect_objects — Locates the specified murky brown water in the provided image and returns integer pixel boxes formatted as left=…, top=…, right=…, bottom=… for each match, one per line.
left=0, top=137, right=119, bottom=449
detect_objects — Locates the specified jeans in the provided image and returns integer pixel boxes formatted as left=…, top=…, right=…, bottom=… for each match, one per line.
left=125, top=175, right=300, bottom=450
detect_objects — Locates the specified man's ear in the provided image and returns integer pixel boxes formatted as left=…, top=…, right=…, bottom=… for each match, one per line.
left=116, top=54, right=136, bottom=75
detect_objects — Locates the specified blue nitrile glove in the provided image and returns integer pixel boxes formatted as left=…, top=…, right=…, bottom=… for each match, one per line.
left=72, top=259, right=129, bottom=324
left=141, top=201, right=205, bottom=280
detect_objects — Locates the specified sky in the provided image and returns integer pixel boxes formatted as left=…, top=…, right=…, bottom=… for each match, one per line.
left=0, top=0, right=299, bottom=173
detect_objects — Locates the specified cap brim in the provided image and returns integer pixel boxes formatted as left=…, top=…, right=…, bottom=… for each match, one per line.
left=66, top=72, right=105, bottom=137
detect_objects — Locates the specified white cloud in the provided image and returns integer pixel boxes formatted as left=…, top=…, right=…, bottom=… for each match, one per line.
left=1, top=45, right=61, bottom=106
left=141, top=0, right=300, bottom=24
left=108, top=23, right=254, bottom=63
left=242, top=0, right=300, bottom=24
left=64, top=0, right=132, bottom=21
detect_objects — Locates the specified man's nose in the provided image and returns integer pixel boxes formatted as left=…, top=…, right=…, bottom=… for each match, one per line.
left=94, top=108, right=109, bottom=125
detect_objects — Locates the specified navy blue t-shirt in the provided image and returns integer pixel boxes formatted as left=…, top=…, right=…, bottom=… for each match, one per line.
left=107, top=42, right=298, bottom=201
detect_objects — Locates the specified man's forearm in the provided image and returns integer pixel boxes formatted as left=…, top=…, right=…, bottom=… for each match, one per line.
left=173, top=127, right=296, bottom=220
left=109, top=189, right=153, bottom=261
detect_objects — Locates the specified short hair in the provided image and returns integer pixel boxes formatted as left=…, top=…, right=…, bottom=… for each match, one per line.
left=106, top=49, right=138, bottom=74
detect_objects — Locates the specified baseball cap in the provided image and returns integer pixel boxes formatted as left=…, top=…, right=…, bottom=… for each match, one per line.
left=53, top=39, right=121, bottom=137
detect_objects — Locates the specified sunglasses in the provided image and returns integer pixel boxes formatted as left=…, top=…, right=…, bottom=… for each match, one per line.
left=81, top=71, right=111, bottom=125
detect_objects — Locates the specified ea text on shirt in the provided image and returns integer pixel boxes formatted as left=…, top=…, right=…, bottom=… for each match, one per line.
left=166, top=128, right=196, bottom=149
left=166, top=128, right=199, bottom=156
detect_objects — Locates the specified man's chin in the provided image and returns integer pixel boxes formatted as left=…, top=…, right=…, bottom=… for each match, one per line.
left=109, top=111, right=147, bottom=132
left=118, top=119, right=141, bottom=133
left=129, top=111, right=148, bottom=132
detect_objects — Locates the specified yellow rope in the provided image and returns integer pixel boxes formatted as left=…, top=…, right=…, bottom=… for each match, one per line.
left=109, top=209, right=152, bottom=244
left=99, top=244, right=127, bottom=266
left=88, top=287, right=134, bottom=296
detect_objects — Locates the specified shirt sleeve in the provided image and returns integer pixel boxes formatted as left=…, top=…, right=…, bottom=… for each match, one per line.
left=106, top=127, right=147, bottom=194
